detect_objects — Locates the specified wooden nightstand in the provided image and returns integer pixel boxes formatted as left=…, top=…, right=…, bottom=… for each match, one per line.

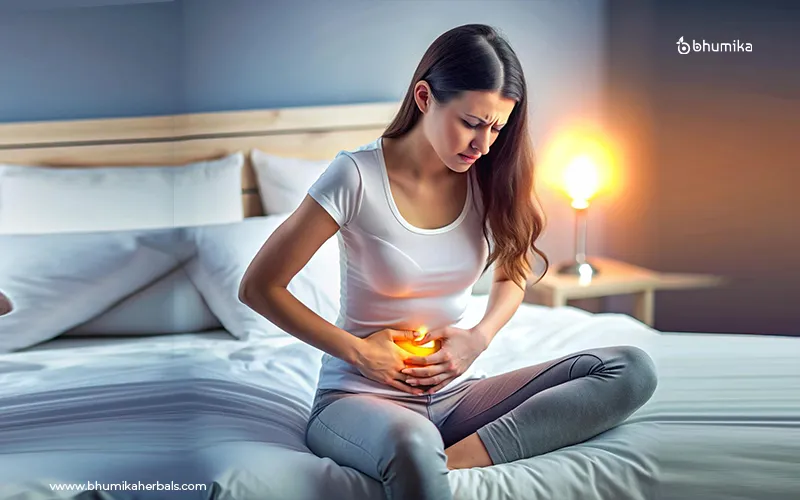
left=524, top=257, right=724, bottom=326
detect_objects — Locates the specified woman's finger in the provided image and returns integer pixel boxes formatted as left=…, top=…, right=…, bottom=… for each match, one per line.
left=390, top=329, right=419, bottom=342
left=400, top=363, right=449, bottom=379
left=427, top=376, right=457, bottom=394
left=404, top=350, right=448, bottom=366
left=408, top=372, right=454, bottom=387
left=416, top=328, right=447, bottom=343
left=386, top=377, right=424, bottom=396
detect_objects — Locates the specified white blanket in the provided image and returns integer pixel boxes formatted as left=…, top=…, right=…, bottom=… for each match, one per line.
left=1, top=299, right=798, bottom=500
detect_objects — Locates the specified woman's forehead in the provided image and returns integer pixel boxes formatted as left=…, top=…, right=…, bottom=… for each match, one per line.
left=451, top=91, right=515, bottom=122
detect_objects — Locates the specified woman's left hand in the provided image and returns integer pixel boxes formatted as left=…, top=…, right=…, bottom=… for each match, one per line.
left=400, top=326, right=489, bottom=394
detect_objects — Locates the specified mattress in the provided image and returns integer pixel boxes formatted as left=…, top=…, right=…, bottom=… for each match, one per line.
left=23, top=329, right=236, bottom=351
left=1, top=299, right=798, bottom=500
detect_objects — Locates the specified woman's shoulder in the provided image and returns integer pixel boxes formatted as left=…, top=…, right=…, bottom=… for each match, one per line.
left=326, top=138, right=384, bottom=184
left=344, top=138, right=381, bottom=156
left=335, top=138, right=382, bottom=168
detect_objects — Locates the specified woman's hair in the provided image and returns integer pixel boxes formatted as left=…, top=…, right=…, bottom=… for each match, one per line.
left=383, top=24, right=548, bottom=288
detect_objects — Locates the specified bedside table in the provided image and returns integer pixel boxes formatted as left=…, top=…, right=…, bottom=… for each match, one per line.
left=0, top=292, right=12, bottom=316
left=524, top=257, right=724, bottom=326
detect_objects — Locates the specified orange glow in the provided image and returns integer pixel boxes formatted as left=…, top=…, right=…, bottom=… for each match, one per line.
left=395, top=339, right=441, bottom=356
left=396, top=326, right=439, bottom=356
left=538, top=122, right=621, bottom=202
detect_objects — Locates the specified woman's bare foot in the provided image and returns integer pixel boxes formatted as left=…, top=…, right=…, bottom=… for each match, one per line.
left=0, top=292, right=12, bottom=316
left=445, top=433, right=493, bottom=470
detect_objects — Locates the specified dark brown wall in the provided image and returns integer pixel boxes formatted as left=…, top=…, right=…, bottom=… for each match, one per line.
left=604, top=0, right=800, bottom=335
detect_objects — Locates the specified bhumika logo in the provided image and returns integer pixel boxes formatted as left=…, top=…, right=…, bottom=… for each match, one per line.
left=676, top=36, right=753, bottom=54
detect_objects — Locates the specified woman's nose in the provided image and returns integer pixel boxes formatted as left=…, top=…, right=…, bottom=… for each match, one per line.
left=471, top=130, right=491, bottom=155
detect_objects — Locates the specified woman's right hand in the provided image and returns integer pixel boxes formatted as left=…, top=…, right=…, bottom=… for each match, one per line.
left=353, top=328, right=425, bottom=395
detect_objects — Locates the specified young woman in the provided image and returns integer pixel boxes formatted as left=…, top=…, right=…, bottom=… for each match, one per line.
left=239, top=24, right=657, bottom=500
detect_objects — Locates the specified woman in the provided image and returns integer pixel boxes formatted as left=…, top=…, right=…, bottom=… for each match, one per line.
left=239, top=24, right=657, bottom=500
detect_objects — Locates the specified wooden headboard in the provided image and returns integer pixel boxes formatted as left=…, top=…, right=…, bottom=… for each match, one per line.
left=0, top=101, right=401, bottom=217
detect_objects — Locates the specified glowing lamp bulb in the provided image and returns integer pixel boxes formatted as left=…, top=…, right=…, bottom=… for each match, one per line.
left=563, top=155, right=599, bottom=208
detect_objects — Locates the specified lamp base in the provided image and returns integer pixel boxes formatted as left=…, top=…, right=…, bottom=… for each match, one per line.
left=557, top=260, right=600, bottom=276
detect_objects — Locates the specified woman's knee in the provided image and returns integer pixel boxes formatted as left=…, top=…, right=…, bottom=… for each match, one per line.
left=382, top=420, right=446, bottom=469
left=614, top=345, right=658, bottom=404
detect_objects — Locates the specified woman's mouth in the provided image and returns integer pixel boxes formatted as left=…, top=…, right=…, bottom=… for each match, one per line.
left=458, top=154, right=478, bottom=163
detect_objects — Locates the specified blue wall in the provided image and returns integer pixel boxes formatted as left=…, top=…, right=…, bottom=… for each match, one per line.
left=0, top=0, right=605, bottom=133
left=0, top=1, right=183, bottom=122
left=0, top=0, right=606, bottom=273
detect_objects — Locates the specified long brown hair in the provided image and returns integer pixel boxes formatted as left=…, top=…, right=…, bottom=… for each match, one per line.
left=382, top=24, right=548, bottom=288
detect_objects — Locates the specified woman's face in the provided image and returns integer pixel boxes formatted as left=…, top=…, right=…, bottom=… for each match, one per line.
left=417, top=85, right=516, bottom=173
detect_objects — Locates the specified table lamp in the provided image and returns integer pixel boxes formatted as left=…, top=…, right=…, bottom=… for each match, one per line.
left=557, top=154, right=600, bottom=277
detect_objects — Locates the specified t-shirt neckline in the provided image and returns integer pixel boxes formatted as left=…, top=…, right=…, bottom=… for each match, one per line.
left=377, top=137, right=471, bottom=235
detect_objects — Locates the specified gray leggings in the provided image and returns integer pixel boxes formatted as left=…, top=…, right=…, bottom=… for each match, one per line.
left=305, top=345, right=658, bottom=500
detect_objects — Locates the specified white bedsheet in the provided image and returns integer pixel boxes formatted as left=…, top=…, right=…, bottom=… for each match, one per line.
left=1, top=299, right=798, bottom=500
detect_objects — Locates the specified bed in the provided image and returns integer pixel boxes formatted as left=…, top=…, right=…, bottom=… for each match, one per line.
left=1, top=103, right=798, bottom=500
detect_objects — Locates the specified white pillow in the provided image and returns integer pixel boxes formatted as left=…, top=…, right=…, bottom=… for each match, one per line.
left=0, top=228, right=194, bottom=352
left=185, top=215, right=341, bottom=341
left=64, top=266, right=222, bottom=336
left=0, top=153, right=245, bottom=235
left=250, top=149, right=330, bottom=215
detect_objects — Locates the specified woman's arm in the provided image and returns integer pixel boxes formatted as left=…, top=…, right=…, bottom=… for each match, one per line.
left=239, top=196, right=424, bottom=395
left=470, top=267, right=527, bottom=347
left=399, top=268, right=528, bottom=393
left=238, top=196, right=362, bottom=365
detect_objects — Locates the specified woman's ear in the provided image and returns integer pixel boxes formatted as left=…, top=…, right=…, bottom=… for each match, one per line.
left=414, top=80, right=432, bottom=114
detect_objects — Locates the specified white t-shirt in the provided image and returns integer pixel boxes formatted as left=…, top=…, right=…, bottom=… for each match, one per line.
left=307, top=137, right=490, bottom=396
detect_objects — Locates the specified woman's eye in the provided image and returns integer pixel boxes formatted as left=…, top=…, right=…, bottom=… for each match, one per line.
left=463, top=119, right=503, bottom=133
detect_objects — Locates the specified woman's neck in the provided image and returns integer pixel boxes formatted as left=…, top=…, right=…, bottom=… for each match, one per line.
left=385, top=127, right=453, bottom=183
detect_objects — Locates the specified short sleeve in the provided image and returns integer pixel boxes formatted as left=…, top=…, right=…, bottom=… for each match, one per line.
left=307, top=152, right=363, bottom=227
